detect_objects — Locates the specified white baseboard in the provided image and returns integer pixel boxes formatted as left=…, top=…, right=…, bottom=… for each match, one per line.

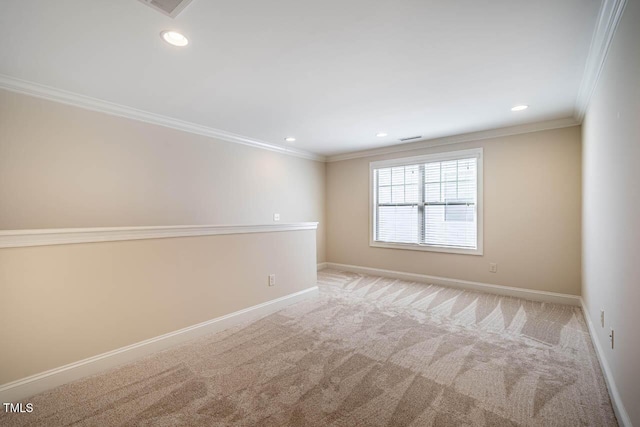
left=317, top=262, right=328, bottom=271
left=323, top=264, right=632, bottom=421
left=581, top=299, right=632, bottom=427
left=0, top=286, right=319, bottom=403
left=325, top=263, right=581, bottom=306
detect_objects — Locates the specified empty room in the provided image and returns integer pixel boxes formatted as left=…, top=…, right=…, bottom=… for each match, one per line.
left=0, top=0, right=638, bottom=426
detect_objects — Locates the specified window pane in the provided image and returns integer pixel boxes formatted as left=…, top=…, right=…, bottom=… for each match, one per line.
left=425, top=206, right=476, bottom=248
left=405, top=184, right=419, bottom=203
left=405, top=165, right=419, bottom=184
left=425, top=183, right=441, bottom=203
left=378, top=206, right=418, bottom=243
left=442, top=161, right=457, bottom=181
left=458, top=159, right=476, bottom=181
left=391, top=167, right=404, bottom=185
left=458, top=180, right=475, bottom=201
left=445, top=204, right=475, bottom=222
left=425, top=163, right=440, bottom=183
left=424, top=205, right=444, bottom=227
left=392, top=185, right=404, bottom=203
left=378, top=168, right=391, bottom=186
left=378, top=186, right=391, bottom=204
left=443, top=181, right=457, bottom=200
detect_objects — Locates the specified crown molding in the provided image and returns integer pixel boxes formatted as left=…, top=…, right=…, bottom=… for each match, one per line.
left=0, top=222, right=319, bottom=249
left=4, top=0, right=622, bottom=169
left=326, top=117, right=580, bottom=162
left=0, top=74, right=325, bottom=162
left=574, top=0, right=627, bottom=122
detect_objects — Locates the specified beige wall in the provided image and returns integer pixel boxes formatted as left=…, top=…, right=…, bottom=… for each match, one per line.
left=0, top=90, right=326, bottom=262
left=582, top=0, right=640, bottom=424
left=0, top=230, right=317, bottom=384
left=327, top=126, right=582, bottom=295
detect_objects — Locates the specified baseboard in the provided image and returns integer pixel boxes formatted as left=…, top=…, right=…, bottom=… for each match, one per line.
left=0, top=286, right=319, bottom=403
left=317, top=262, right=328, bottom=271
left=325, top=263, right=581, bottom=306
left=581, top=299, right=632, bottom=427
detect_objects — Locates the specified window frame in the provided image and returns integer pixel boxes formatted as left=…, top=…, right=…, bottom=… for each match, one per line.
left=369, top=148, right=484, bottom=256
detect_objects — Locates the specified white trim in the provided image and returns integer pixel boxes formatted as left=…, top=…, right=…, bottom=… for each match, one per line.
left=0, top=0, right=625, bottom=164
left=574, top=0, right=628, bottom=122
left=0, top=73, right=584, bottom=164
left=317, top=262, right=328, bottom=271
left=0, top=286, right=319, bottom=402
left=0, top=74, right=325, bottom=162
left=580, top=298, right=632, bottom=427
left=368, top=148, right=482, bottom=169
left=327, top=118, right=579, bottom=162
left=0, top=222, right=319, bottom=249
left=369, top=241, right=483, bottom=256
left=369, top=148, right=483, bottom=256
left=325, top=263, right=581, bottom=306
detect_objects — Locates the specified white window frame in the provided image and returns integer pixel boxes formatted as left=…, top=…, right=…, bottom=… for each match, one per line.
left=369, top=148, right=483, bottom=256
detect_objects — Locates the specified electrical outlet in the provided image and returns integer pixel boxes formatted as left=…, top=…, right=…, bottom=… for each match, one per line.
left=273, top=213, right=280, bottom=221
left=600, top=309, right=605, bottom=328
left=268, top=274, right=276, bottom=287
left=489, top=263, right=497, bottom=273
left=609, top=329, right=614, bottom=349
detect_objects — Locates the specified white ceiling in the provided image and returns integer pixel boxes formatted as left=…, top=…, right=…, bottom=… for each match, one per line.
left=0, top=0, right=601, bottom=156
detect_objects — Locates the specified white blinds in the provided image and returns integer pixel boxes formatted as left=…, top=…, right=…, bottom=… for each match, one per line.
left=373, top=153, right=479, bottom=250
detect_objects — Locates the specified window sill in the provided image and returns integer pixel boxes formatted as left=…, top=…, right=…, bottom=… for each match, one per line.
left=369, top=240, right=483, bottom=256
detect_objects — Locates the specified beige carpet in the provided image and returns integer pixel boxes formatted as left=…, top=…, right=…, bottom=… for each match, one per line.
left=1, top=269, right=616, bottom=426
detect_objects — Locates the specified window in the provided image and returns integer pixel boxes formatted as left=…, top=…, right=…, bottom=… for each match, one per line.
left=370, top=148, right=483, bottom=255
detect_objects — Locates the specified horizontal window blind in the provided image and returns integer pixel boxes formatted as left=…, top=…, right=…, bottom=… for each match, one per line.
left=372, top=151, right=480, bottom=251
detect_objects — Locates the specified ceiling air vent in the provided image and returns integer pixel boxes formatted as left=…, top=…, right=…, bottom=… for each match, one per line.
left=399, top=135, right=422, bottom=142
left=138, top=0, right=194, bottom=18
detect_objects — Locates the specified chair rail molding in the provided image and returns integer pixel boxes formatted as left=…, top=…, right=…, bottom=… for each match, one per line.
left=0, top=223, right=319, bottom=249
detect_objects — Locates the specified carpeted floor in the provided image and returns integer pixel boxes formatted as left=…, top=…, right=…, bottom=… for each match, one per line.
left=1, top=269, right=616, bottom=426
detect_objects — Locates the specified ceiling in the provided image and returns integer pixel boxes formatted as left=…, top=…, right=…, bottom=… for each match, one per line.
left=0, top=0, right=601, bottom=157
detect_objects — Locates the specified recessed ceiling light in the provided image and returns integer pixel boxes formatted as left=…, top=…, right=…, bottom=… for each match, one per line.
left=285, top=137, right=296, bottom=142
left=511, top=105, right=529, bottom=111
left=376, top=132, right=388, bottom=137
left=160, top=30, right=189, bottom=47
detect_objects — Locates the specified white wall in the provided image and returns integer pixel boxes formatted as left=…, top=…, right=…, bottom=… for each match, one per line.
left=582, top=0, right=640, bottom=425
left=0, top=229, right=317, bottom=385
left=0, top=89, right=325, bottom=389
left=327, top=126, right=582, bottom=295
left=0, top=90, right=327, bottom=262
